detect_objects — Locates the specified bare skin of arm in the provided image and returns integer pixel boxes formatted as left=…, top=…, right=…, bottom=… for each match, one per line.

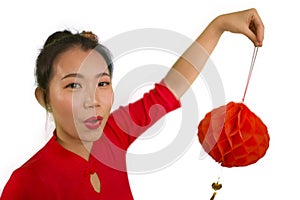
left=163, top=8, right=264, bottom=99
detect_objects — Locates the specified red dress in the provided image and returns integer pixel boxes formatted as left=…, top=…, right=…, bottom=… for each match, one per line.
left=1, top=83, right=181, bottom=200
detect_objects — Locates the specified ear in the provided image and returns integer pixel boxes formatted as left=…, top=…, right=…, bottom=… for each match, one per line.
left=35, top=87, right=47, bottom=110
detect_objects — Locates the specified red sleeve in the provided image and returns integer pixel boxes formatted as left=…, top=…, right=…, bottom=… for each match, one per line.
left=103, top=82, right=181, bottom=150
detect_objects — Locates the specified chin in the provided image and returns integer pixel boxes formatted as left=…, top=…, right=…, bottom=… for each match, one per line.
left=78, top=129, right=103, bottom=143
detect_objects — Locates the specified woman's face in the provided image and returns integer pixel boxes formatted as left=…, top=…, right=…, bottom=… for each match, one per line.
left=48, top=47, right=114, bottom=145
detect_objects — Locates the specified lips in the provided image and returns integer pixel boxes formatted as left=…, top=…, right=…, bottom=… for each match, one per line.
left=84, top=116, right=103, bottom=130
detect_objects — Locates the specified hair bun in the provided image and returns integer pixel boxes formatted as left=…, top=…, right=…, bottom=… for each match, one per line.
left=80, top=31, right=98, bottom=42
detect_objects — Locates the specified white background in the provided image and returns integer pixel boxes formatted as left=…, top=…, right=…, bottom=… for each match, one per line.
left=0, top=0, right=299, bottom=199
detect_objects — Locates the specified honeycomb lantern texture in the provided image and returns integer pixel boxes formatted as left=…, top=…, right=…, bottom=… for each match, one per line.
left=198, top=102, right=269, bottom=167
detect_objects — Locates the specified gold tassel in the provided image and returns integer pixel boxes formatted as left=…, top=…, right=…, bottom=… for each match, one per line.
left=210, top=192, right=217, bottom=200
left=209, top=181, right=222, bottom=200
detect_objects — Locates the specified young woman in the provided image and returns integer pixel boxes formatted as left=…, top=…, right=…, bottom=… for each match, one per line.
left=1, top=8, right=264, bottom=200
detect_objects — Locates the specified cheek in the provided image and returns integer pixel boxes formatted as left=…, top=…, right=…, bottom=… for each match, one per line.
left=99, top=90, right=114, bottom=111
left=49, top=89, right=75, bottom=119
left=107, top=91, right=114, bottom=107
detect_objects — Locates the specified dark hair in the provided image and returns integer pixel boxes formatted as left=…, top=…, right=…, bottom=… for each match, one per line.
left=35, top=30, right=114, bottom=106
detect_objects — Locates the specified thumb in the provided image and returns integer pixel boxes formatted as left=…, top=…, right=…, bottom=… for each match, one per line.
left=244, top=25, right=263, bottom=47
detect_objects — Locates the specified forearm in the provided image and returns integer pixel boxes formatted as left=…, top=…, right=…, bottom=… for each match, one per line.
left=163, top=16, right=224, bottom=99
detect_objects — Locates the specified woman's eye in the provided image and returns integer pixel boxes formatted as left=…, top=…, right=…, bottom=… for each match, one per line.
left=98, top=82, right=110, bottom=87
left=66, top=83, right=81, bottom=89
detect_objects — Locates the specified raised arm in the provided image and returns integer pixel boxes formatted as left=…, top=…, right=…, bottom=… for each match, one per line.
left=163, top=8, right=264, bottom=99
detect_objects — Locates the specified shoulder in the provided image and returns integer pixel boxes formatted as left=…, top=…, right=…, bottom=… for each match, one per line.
left=1, top=166, right=48, bottom=199
left=21, top=136, right=56, bottom=169
left=7, top=136, right=56, bottom=183
left=6, top=137, right=54, bottom=183
left=1, top=138, right=56, bottom=199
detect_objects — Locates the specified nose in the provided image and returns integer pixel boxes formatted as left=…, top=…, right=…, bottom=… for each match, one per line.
left=83, top=88, right=100, bottom=109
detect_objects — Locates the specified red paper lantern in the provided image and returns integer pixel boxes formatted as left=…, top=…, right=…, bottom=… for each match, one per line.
left=198, top=101, right=269, bottom=167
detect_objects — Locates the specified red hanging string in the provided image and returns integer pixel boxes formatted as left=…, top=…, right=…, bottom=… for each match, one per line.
left=242, top=47, right=259, bottom=102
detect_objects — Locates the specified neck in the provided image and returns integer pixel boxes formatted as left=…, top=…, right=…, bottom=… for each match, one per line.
left=55, top=132, right=93, bottom=161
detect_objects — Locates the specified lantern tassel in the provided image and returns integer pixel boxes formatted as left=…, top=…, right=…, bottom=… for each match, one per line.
left=209, top=181, right=222, bottom=200
left=210, top=192, right=217, bottom=200
left=242, top=46, right=259, bottom=102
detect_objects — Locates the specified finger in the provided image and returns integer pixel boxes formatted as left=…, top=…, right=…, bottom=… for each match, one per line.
left=250, top=10, right=264, bottom=46
left=254, top=20, right=264, bottom=46
left=244, top=27, right=260, bottom=46
left=248, top=21, right=262, bottom=47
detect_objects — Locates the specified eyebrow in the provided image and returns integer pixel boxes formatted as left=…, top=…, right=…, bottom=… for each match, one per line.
left=61, top=72, right=110, bottom=80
